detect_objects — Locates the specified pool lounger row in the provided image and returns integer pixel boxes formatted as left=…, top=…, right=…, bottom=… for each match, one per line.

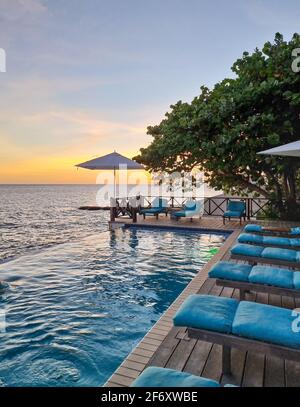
left=131, top=367, right=234, bottom=387
left=209, top=261, right=300, bottom=299
left=238, top=233, right=300, bottom=250
left=173, top=294, right=300, bottom=375
left=231, top=243, right=300, bottom=268
left=244, top=224, right=300, bottom=238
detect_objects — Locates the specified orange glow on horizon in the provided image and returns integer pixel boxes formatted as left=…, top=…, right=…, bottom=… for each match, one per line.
left=0, top=153, right=151, bottom=184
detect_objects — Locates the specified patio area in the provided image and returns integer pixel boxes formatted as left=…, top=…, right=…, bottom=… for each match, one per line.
left=105, top=216, right=300, bottom=387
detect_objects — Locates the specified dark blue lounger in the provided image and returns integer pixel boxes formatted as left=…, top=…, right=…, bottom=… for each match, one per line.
left=209, top=261, right=300, bottom=299
left=238, top=233, right=300, bottom=249
left=231, top=243, right=300, bottom=267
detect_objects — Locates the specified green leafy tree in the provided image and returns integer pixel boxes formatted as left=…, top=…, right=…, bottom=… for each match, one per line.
left=134, top=33, right=300, bottom=220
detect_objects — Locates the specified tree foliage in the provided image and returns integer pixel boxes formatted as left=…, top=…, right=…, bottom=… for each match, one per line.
left=134, top=33, right=300, bottom=219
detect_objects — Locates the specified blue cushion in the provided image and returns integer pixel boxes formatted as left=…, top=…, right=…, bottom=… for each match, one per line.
left=173, top=295, right=238, bottom=334
left=140, top=208, right=163, bottom=214
left=244, top=224, right=263, bottom=233
left=262, top=236, right=291, bottom=247
left=173, top=211, right=187, bottom=217
left=224, top=210, right=243, bottom=218
left=261, top=247, right=297, bottom=262
left=185, top=202, right=196, bottom=211
left=293, top=272, right=300, bottom=290
left=290, top=239, right=300, bottom=248
left=131, top=367, right=220, bottom=387
left=238, top=233, right=263, bottom=244
left=228, top=201, right=246, bottom=213
left=231, top=244, right=264, bottom=257
left=291, top=227, right=300, bottom=235
left=232, top=301, right=300, bottom=349
left=249, top=266, right=294, bottom=289
left=209, top=262, right=252, bottom=282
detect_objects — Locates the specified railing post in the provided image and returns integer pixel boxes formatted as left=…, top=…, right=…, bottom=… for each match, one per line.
left=132, top=207, right=137, bottom=223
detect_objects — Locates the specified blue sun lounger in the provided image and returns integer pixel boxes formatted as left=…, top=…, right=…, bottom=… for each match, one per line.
left=131, top=366, right=233, bottom=387
left=244, top=224, right=300, bottom=237
left=173, top=294, right=300, bottom=375
left=172, top=200, right=204, bottom=221
left=209, top=261, right=300, bottom=300
left=140, top=197, right=169, bottom=220
left=231, top=243, right=300, bottom=268
left=238, top=233, right=300, bottom=250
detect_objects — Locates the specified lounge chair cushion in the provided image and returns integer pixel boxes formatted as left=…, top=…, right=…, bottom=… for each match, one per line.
left=290, top=239, right=300, bottom=248
left=248, top=266, right=294, bottom=289
left=140, top=208, right=163, bottom=214
left=173, top=295, right=238, bottom=334
left=232, top=301, right=300, bottom=349
left=131, top=367, right=221, bottom=387
left=244, top=224, right=262, bottom=233
left=238, top=233, right=263, bottom=244
left=173, top=210, right=188, bottom=217
left=209, top=261, right=252, bottom=282
left=185, top=202, right=197, bottom=211
left=231, top=244, right=264, bottom=257
left=262, top=236, right=291, bottom=247
left=293, top=272, right=300, bottom=290
left=291, top=227, right=300, bottom=235
left=223, top=210, right=243, bottom=218
left=261, top=247, right=298, bottom=262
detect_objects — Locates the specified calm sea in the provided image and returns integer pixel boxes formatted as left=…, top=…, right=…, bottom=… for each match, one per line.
left=0, top=185, right=110, bottom=264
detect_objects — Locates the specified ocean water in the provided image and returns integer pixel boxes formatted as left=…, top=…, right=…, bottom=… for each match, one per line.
left=0, top=185, right=227, bottom=387
left=0, top=185, right=109, bottom=263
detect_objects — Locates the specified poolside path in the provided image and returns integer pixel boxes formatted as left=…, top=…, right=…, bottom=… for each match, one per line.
left=105, top=216, right=300, bottom=387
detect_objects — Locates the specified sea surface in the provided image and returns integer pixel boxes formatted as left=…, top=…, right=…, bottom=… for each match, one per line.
left=0, top=185, right=109, bottom=263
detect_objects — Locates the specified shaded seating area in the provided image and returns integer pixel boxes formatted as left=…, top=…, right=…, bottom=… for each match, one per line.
left=244, top=224, right=300, bottom=237
left=173, top=294, right=300, bottom=375
left=209, top=261, right=300, bottom=300
left=131, top=366, right=230, bottom=387
left=238, top=233, right=300, bottom=250
left=139, top=197, right=168, bottom=219
left=231, top=243, right=300, bottom=267
left=172, top=200, right=204, bottom=221
left=223, top=200, right=246, bottom=225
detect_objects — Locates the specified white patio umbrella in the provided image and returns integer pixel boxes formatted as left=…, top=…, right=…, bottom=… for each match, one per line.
left=258, top=140, right=300, bottom=157
left=75, top=151, right=144, bottom=197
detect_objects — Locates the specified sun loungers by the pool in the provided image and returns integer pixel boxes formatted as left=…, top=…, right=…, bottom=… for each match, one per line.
left=139, top=197, right=169, bottom=219
left=173, top=294, right=300, bottom=375
left=238, top=233, right=300, bottom=250
left=172, top=200, right=204, bottom=221
left=131, top=366, right=234, bottom=387
left=244, top=224, right=300, bottom=237
left=230, top=243, right=300, bottom=268
left=209, top=261, right=300, bottom=299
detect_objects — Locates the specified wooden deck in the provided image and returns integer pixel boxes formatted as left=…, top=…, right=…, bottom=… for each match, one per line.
left=105, top=216, right=300, bottom=387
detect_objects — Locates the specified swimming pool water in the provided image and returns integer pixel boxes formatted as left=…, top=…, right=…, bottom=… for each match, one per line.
left=0, top=227, right=227, bottom=387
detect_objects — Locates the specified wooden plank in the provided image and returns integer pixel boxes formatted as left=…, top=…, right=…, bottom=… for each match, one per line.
left=264, top=356, right=285, bottom=387
left=242, top=352, right=265, bottom=387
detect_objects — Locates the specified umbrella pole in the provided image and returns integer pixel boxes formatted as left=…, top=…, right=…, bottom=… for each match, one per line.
left=114, top=167, right=116, bottom=198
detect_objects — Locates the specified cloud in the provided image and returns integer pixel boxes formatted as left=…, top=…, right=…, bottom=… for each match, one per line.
left=0, top=0, right=47, bottom=21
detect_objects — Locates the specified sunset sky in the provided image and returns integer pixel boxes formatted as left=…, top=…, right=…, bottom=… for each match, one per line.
left=0, top=0, right=299, bottom=184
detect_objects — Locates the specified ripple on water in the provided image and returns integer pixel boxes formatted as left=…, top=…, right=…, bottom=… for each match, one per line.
left=0, top=344, right=101, bottom=387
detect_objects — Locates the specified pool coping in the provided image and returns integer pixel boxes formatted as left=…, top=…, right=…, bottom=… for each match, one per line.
left=104, top=227, right=241, bottom=387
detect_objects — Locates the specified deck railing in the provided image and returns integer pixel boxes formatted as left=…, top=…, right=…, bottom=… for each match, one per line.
left=110, top=196, right=272, bottom=222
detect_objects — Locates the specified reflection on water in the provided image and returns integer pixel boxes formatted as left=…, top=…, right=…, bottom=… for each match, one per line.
left=0, top=227, right=227, bottom=386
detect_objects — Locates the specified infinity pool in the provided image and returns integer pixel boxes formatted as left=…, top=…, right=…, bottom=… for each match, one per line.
left=0, top=227, right=227, bottom=386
